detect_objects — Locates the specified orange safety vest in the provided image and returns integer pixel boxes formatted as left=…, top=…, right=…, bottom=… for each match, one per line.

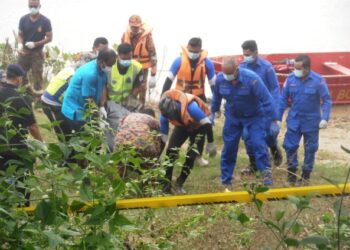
left=175, top=47, right=208, bottom=97
left=163, top=89, right=210, bottom=130
left=122, top=24, right=153, bottom=69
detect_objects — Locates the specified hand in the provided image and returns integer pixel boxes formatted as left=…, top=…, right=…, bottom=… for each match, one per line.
left=99, top=107, right=107, bottom=119
left=18, top=43, right=23, bottom=51
left=270, top=121, right=280, bottom=137
left=148, top=75, right=157, bottom=89
left=319, top=119, right=328, bottom=129
left=161, top=134, right=168, bottom=143
left=99, top=120, right=110, bottom=129
left=25, top=41, right=36, bottom=49
left=209, top=113, right=215, bottom=125
left=206, top=142, right=217, bottom=158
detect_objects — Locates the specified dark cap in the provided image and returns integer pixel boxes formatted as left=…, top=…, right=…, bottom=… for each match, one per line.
left=7, top=64, right=26, bottom=77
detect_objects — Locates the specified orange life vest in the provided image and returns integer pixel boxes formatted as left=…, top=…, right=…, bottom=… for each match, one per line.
left=163, top=89, right=210, bottom=130
left=122, top=24, right=153, bottom=69
left=175, top=47, right=208, bottom=97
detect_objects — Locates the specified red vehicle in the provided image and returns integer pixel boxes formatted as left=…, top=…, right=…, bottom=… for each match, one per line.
left=211, top=52, right=350, bottom=104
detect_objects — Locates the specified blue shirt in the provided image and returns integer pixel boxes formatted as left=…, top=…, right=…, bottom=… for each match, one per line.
left=240, top=57, right=280, bottom=113
left=279, top=70, right=332, bottom=132
left=168, top=57, right=216, bottom=85
left=19, top=14, right=52, bottom=51
left=62, top=60, right=107, bottom=121
left=211, top=68, right=278, bottom=120
left=160, top=101, right=207, bottom=135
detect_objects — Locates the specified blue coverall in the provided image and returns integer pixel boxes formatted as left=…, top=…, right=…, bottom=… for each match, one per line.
left=211, top=68, right=278, bottom=185
left=240, top=57, right=281, bottom=155
left=279, top=70, right=332, bottom=173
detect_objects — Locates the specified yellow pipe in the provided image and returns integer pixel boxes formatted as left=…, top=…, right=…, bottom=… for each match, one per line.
left=20, top=184, right=349, bottom=213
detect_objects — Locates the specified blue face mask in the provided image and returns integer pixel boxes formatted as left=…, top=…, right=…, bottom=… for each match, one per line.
left=119, top=60, right=132, bottom=67
left=294, top=69, right=304, bottom=78
left=243, top=55, right=254, bottom=63
left=223, top=73, right=235, bottom=81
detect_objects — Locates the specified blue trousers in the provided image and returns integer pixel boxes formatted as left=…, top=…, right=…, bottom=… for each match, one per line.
left=221, top=115, right=270, bottom=184
left=244, top=117, right=278, bottom=156
left=283, top=128, right=319, bottom=172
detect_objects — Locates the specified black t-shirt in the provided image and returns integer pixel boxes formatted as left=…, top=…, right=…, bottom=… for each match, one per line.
left=19, top=14, right=52, bottom=51
left=0, top=83, right=36, bottom=152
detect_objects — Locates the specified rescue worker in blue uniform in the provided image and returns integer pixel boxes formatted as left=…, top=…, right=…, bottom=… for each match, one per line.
left=211, top=57, right=280, bottom=190
left=240, top=40, right=283, bottom=175
left=159, top=89, right=217, bottom=194
left=279, top=55, right=332, bottom=185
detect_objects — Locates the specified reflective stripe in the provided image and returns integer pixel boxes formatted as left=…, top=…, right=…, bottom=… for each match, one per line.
left=107, top=60, right=142, bottom=103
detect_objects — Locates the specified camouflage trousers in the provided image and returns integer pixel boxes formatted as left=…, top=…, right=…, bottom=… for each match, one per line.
left=138, top=69, right=149, bottom=105
left=17, top=49, right=45, bottom=91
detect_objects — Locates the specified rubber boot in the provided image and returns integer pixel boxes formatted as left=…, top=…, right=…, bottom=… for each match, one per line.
left=298, top=170, right=311, bottom=186
left=261, top=169, right=273, bottom=186
left=286, top=168, right=297, bottom=186
left=270, top=146, right=283, bottom=166
left=240, top=155, right=258, bottom=175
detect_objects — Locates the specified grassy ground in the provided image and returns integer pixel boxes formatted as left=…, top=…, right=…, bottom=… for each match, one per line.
left=33, top=107, right=350, bottom=249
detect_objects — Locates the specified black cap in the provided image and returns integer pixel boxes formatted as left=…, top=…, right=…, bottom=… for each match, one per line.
left=6, top=64, right=26, bottom=77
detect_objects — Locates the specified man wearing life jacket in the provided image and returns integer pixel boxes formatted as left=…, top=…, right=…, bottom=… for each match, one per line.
left=159, top=89, right=217, bottom=194
left=41, top=37, right=109, bottom=141
left=121, top=15, right=157, bottom=105
left=106, top=43, right=143, bottom=111
left=161, top=37, right=216, bottom=167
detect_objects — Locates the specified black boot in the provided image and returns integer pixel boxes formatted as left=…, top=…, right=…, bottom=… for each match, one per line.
left=240, top=155, right=257, bottom=175
left=270, top=146, right=283, bottom=166
left=286, top=168, right=297, bottom=186
left=298, top=170, right=311, bottom=186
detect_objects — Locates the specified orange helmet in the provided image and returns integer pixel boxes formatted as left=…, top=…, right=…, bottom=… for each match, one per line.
left=129, top=15, right=142, bottom=27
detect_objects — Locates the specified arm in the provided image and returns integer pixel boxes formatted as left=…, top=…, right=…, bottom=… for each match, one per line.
left=279, top=80, right=289, bottom=120
left=266, top=66, right=281, bottom=111
left=34, top=31, right=53, bottom=48
left=132, top=70, right=144, bottom=96
left=100, top=85, right=107, bottom=107
left=161, top=57, right=181, bottom=95
left=187, top=101, right=213, bottom=143
left=210, top=77, right=222, bottom=114
left=319, top=79, right=332, bottom=121
left=205, top=58, right=217, bottom=93
left=146, top=34, right=157, bottom=76
left=252, top=77, right=278, bottom=121
left=29, top=123, right=43, bottom=142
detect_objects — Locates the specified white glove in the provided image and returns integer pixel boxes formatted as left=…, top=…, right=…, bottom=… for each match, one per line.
left=319, top=120, right=328, bottom=129
left=206, top=142, right=217, bottom=158
left=18, top=43, right=23, bottom=51
left=25, top=42, right=36, bottom=49
left=99, top=107, right=107, bottom=119
left=148, top=75, right=157, bottom=89
left=99, top=120, right=110, bottom=129
left=161, top=134, right=168, bottom=143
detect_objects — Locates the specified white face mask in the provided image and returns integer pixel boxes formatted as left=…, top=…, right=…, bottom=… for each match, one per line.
left=187, top=51, right=200, bottom=60
left=102, top=66, right=112, bottom=73
left=29, top=7, right=40, bottom=15
left=243, top=55, right=254, bottom=63
left=223, top=73, right=235, bottom=81
left=294, top=69, right=304, bottom=78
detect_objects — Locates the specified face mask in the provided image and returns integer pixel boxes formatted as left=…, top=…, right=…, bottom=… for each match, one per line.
left=29, top=7, right=40, bottom=15
left=243, top=55, right=254, bottom=63
left=187, top=51, right=200, bottom=60
left=119, top=60, right=132, bottom=67
left=102, top=66, right=112, bottom=73
left=223, top=73, right=235, bottom=81
left=294, top=69, right=304, bottom=78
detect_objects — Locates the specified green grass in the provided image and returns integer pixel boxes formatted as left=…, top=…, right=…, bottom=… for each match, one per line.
left=32, top=108, right=350, bottom=249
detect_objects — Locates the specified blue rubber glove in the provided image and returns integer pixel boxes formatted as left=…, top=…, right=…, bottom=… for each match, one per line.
left=270, top=122, right=280, bottom=137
